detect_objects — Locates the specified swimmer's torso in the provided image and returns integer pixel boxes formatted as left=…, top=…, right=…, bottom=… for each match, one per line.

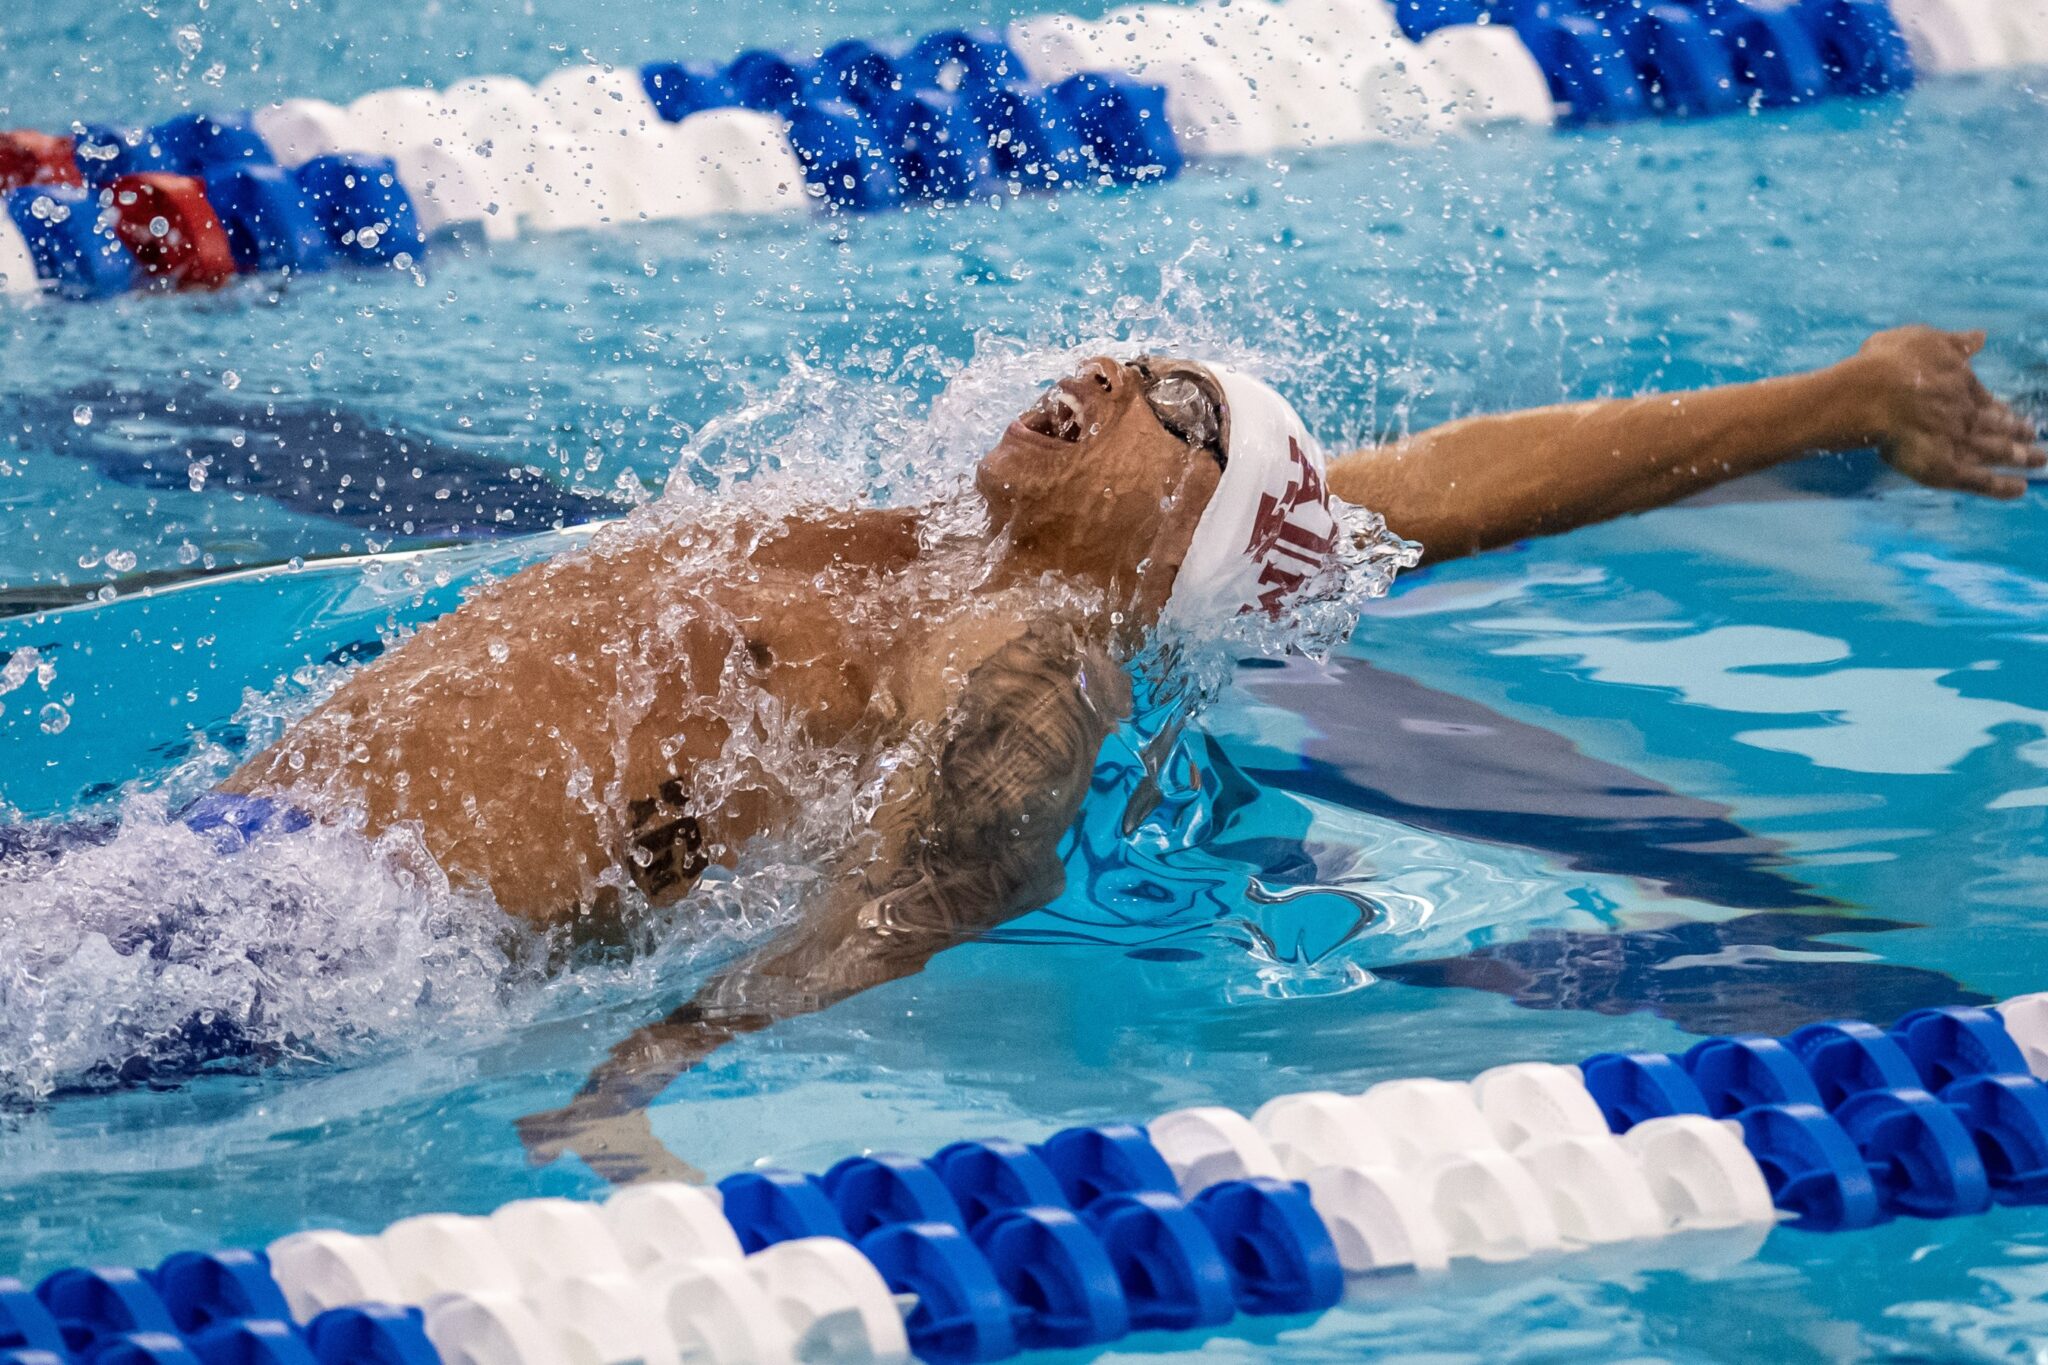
left=222, top=506, right=1101, bottom=925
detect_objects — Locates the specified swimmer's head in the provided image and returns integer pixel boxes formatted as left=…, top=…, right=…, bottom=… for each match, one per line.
left=977, top=356, right=1340, bottom=628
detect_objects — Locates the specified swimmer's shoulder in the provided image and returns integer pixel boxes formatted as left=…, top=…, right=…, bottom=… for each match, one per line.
left=887, top=591, right=1118, bottom=734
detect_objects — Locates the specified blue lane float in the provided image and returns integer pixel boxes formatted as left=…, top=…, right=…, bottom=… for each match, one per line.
left=3, top=146, right=420, bottom=301
left=22, top=999, right=2048, bottom=1364
left=4, top=184, right=138, bottom=300
left=1399, top=0, right=1915, bottom=121
left=200, top=166, right=336, bottom=276
left=0, top=0, right=1950, bottom=306
left=73, top=114, right=274, bottom=188
left=6, top=1256, right=420, bottom=1365
left=1586, top=1004, right=2048, bottom=1230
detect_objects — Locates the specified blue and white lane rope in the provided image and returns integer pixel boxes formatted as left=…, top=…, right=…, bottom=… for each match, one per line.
left=12, top=994, right=2048, bottom=1365
left=11, top=0, right=2048, bottom=303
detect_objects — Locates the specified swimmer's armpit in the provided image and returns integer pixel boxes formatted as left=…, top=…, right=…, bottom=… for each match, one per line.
left=517, top=616, right=1131, bottom=1183
left=1330, top=324, right=2046, bottom=562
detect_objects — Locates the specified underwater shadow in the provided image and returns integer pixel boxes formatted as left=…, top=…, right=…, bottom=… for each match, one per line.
left=1375, top=911, right=1987, bottom=1036
left=1231, top=656, right=1835, bottom=911
left=3, top=380, right=621, bottom=541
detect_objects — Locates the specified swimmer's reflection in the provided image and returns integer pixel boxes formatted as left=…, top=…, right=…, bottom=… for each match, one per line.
left=189, top=328, right=2038, bottom=1182
left=1375, top=912, right=1987, bottom=1036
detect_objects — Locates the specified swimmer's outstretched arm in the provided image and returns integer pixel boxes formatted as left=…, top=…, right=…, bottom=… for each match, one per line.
left=1329, top=325, right=2045, bottom=563
left=516, top=618, right=1131, bottom=1184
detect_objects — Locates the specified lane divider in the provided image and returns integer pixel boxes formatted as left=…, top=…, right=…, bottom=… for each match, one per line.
left=2, top=126, right=420, bottom=300
left=14, top=994, right=2048, bottom=1363
left=12, top=0, right=2048, bottom=304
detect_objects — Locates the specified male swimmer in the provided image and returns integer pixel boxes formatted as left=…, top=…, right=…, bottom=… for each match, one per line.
left=217, top=324, right=2042, bottom=1180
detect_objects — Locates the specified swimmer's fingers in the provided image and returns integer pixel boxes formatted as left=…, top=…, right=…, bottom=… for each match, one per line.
left=1963, top=426, right=2046, bottom=474
left=1922, top=459, right=2029, bottom=500
left=1962, top=387, right=2048, bottom=468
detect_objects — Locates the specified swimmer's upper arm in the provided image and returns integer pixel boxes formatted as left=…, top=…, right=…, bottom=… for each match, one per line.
left=867, top=615, right=1130, bottom=937
left=517, top=615, right=1132, bottom=1177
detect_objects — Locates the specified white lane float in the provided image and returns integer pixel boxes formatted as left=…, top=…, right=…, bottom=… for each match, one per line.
left=745, top=1237, right=910, bottom=1365
left=1888, top=0, right=2014, bottom=70
left=539, top=65, right=664, bottom=134
left=526, top=1273, right=679, bottom=1365
left=1620, top=1115, right=1779, bottom=1232
left=422, top=1290, right=571, bottom=1365
left=601, top=1181, right=745, bottom=1270
left=1252, top=1091, right=1399, bottom=1178
left=642, top=1257, right=795, bottom=1365
left=1516, top=1134, right=1669, bottom=1245
left=379, top=1213, right=527, bottom=1301
left=1470, top=1062, right=1611, bottom=1150
left=266, top=1229, right=409, bottom=1323
left=1300, top=1163, right=1453, bottom=1272
left=1148, top=1106, right=1289, bottom=1195
left=1424, top=1148, right=1566, bottom=1262
left=1356, top=1077, right=1504, bottom=1169
left=394, top=141, right=518, bottom=240
left=251, top=98, right=368, bottom=166
left=0, top=213, right=43, bottom=298
left=671, top=109, right=809, bottom=216
left=1007, top=12, right=1113, bottom=82
left=1417, top=25, right=1558, bottom=125
left=348, top=86, right=460, bottom=155
left=486, top=1198, right=633, bottom=1285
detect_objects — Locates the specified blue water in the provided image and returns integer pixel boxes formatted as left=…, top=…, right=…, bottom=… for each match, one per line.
left=6, top=0, right=2048, bottom=1356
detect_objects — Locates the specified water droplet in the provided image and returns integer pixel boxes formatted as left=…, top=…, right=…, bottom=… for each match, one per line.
left=172, top=25, right=203, bottom=58
left=221, top=369, right=241, bottom=391
left=105, top=549, right=137, bottom=572
left=148, top=215, right=171, bottom=238
left=72, top=404, right=92, bottom=427
left=39, top=703, right=69, bottom=735
left=487, top=640, right=511, bottom=664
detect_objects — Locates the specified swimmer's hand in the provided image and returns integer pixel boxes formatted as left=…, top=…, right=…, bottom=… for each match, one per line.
left=1851, top=326, right=2047, bottom=499
left=516, top=1100, right=705, bottom=1185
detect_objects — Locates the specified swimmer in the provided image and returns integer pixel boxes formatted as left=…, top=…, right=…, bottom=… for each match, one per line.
left=214, top=324, right=2042, bottom=1180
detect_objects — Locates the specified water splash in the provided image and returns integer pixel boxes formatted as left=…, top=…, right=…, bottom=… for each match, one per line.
left=0, top=275, right=1420, bottom=1102
left=0, top=805, right=534, bottom=1105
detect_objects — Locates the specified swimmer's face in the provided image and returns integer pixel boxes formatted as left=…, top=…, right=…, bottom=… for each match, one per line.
left=978, top=356, right=1226, bottom=615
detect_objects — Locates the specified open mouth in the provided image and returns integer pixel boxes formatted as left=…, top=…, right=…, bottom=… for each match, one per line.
left=1017, top=379, right=1091, bottom=442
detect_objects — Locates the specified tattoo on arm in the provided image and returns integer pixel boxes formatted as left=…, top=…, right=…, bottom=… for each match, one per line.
left=878, top=617, right=1127, bottom=936
left=523, top=616, right=1129, bottom=1157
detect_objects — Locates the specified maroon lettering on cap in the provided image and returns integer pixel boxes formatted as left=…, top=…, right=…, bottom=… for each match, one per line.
left=1242, top=436, right=1336, bottom=616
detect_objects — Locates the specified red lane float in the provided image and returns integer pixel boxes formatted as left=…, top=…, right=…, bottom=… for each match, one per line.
left=107, top=172, right=238, bottom=289
left=0, top=130, right=84, bottom=190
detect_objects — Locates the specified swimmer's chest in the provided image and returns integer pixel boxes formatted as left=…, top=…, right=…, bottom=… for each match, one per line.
left=714, top=566, right=1070, bottom=748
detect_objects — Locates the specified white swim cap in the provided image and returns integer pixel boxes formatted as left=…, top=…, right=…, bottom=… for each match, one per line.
left=1163, top=364, right=1342, bottom=626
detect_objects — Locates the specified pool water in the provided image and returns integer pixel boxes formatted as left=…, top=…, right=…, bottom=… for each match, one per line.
left=5, top=0, right=2048, bottom=1357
